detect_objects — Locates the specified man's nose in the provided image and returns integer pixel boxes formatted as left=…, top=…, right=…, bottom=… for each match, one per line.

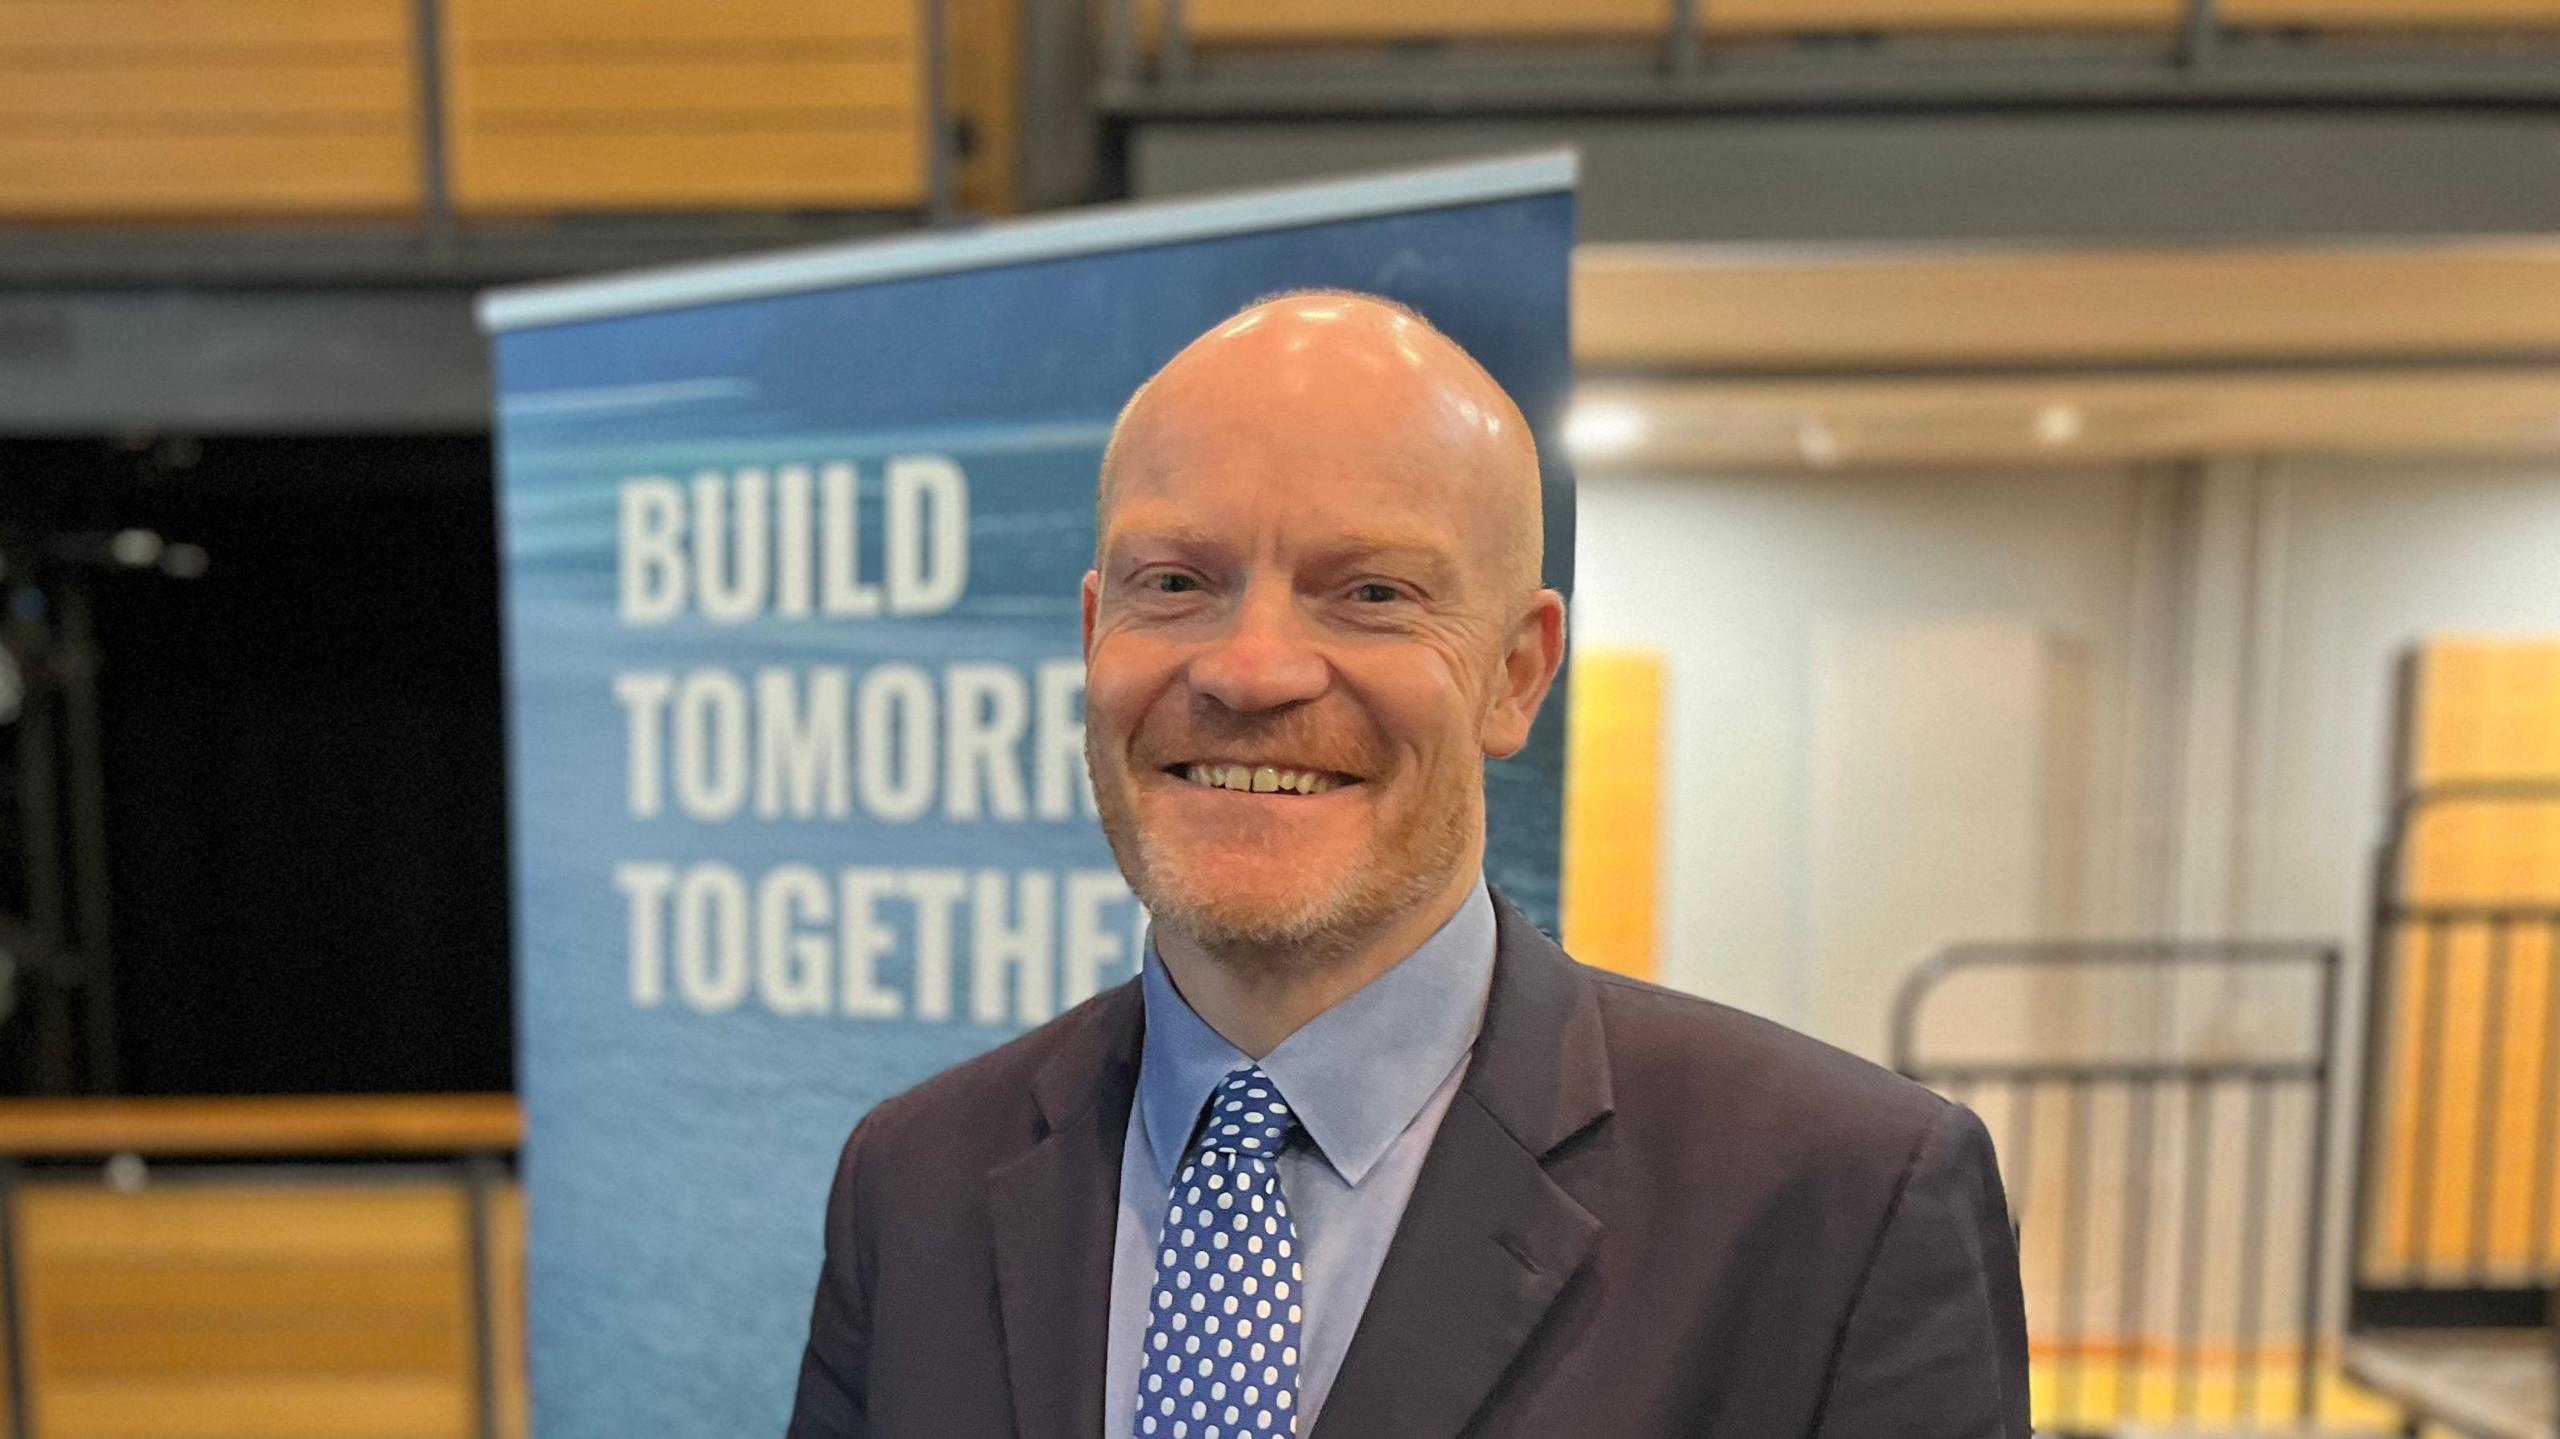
left=1188, top=581, right=1327, bottom=713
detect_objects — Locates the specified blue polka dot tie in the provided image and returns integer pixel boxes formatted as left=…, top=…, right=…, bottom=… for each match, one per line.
left=1131, top=1065, right=1305, bottom=1439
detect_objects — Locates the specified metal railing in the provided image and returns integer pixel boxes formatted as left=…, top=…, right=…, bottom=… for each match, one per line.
left=1893, top=939, right=2342, bottom=1436
left=2350, top=777, right=2560, bottom=1332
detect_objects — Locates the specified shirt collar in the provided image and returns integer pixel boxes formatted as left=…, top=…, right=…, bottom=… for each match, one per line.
left=1136, top=876, right=1497, bottom=1188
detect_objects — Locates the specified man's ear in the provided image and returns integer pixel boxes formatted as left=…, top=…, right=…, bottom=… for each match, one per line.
left=1081, top=569, right=1102, bottom=659
left=1481, top=589, right=1567, bottom=760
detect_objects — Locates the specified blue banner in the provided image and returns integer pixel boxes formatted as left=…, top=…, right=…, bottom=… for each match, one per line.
left=484, top=153, right=1577, bottom=1436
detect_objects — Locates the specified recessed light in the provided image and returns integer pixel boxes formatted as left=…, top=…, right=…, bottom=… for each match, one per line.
left=1797, top=418, right=1844, bottom=468
left=1563, top=400, right=1647, bottom=459
left=2034, top=404, right=2085, bottom=445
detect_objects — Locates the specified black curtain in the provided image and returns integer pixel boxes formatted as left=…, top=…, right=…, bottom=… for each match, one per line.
left=1, top=435, right=512, bottom=1094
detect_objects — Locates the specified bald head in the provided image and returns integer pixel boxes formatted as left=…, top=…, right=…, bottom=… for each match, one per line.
left=1099, top=291, right=1544, bottom=602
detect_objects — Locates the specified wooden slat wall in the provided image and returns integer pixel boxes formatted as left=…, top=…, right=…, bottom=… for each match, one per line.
left=946, top=0, right=1021, bottom=212
left=0, top=0, right=421, bottom=217
left=440, top=0, right=928, bottom=212
left=11, top=1181, right=531, bottom=1439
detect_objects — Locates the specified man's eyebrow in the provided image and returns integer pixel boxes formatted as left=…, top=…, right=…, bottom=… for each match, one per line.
left=1304, top=538, right=1463, bottom=588
left=1103, top=524, right=1233, bottom=561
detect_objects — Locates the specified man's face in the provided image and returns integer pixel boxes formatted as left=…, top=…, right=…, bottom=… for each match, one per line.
left=1082, top=301, right=1558, bottom=957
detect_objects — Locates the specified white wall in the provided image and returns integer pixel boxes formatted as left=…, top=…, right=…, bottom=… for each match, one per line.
left=1571, top=455, right=2560, bottom=1341
left=2244, top=458, right=2560, bottom=947
left=1571, top=466, right=2161, bottom=1054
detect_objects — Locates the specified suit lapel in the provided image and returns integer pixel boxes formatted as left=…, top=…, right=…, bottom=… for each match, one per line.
left=988, top=983, right=1144, bottom=1439
left=1312, top=894, right=1615, bottom=1439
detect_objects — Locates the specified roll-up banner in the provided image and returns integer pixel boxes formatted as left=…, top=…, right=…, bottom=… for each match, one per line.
left=480, top=151, right=1578, bottom=1436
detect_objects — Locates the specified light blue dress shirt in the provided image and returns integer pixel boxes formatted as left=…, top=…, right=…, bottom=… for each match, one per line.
left=1102, top=877, right=1498, bottom=1439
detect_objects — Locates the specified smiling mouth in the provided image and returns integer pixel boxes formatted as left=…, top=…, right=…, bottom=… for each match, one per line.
left=1165, top=762, right=1359, bottom=796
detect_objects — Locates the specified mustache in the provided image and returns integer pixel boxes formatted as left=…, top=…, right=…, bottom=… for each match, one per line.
left=1134, top=710, right=1383, bottom=778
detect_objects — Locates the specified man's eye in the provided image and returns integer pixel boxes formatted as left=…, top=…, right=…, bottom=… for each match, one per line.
left=1351, top=582, right=1401, bottom=604
left=1148, top=572, right=1200, bottom=594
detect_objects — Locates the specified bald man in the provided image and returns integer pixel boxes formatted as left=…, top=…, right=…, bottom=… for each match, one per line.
left=788, top=293, right=2031, bottom=1439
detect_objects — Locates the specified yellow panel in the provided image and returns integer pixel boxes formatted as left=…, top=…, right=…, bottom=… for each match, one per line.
left=2364, top=637, right=2560, bottom=1283
left=2409, top=638, right=2560, bottom=790
left=39, top=1312, right=461, bottom=1374
left=450, top=128, right=924, bottom=211
left=1562, top=649, right=1665, bottom=981
left=38, top=1377, right=468, bottom=1439
left=445, top=0, right=916, bottom=45
left=40, top=1261, right=457, bottom=1314
left=9, top=1183, right=483, bottom=1439
left=0, top=1, right=407, bottom=48
left=946, top=0, right=1022, bottom=212
left=449, top=58, right=919, bottom=112
left=0, top=139, right=416, bottom=215
left=493, top=1184, right=528, bottom=1439
left=2365, top=922, right=2560, bottom=1281
left=0, top=63, right=411, bottom=119
left=440, top=0, right=925, bottom=211
left=19, top=1185, right=462, bottom=1263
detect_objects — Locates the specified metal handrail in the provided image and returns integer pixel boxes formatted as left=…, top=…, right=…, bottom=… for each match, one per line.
left=1894, top=937, right=2342, bottom=1435
left=2350, top=777, right=2560, bottom=1328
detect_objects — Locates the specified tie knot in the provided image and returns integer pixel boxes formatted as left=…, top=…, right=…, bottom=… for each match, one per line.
left=1198, top=1066, right=1294, bottom=1157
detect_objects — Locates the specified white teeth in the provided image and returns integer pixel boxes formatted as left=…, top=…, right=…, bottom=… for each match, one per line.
left=1178, top=763, right=1347, bottom=794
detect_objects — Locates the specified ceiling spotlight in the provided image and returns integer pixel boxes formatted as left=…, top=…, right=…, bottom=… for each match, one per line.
left=2034, top=403, right=2085, bottom=445
left=110, top=528, right=164, bottom=568
left=1563, top=401, right=1648, bottom=460
left=1797, top=418, right=1844, bottom=469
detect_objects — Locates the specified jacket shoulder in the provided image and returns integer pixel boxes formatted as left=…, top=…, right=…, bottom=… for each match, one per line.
left=1583, top=965, right=1954, bottom=1170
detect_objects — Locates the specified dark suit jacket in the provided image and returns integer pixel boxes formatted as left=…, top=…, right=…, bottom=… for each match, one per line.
left=790, top=891, right=2031, bottom=1438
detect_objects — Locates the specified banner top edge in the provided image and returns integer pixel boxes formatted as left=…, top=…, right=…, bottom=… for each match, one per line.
left=476, top=149, right=1578, bottom=335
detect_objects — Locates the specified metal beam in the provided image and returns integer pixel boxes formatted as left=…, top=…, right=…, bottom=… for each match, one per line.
left=1129, top=110, right=2560, bottom=245
left=1106, top=40, right=2560, bottom=118
left=0, top=289, right=492, bottom=434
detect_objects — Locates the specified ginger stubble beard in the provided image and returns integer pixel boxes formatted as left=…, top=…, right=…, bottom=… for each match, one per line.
left=1086, top=715, right=1484, bottom=978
